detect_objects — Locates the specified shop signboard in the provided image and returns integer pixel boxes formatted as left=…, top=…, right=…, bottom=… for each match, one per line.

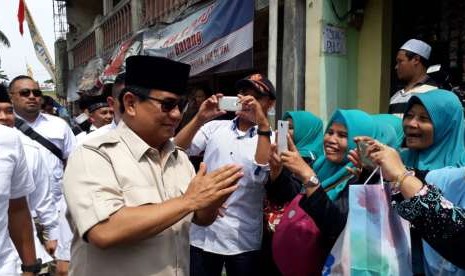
left=322, top=24, right=346, bottom=55
left=143, top=0, right=254, bottom=76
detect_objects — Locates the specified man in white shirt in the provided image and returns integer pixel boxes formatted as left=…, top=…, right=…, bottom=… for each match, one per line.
left=389, top=39, right=437, bottom=117
left=75, top=94, right=113, bottom=142
left=0, top=124, right=40, bottom=276
left=175, top=73, right=276, bottom=275
left=8, top=75, right=76, bottom=276
left=0, top=84, right=59, bottom=273
left=76, top=72, right=125, bottom=145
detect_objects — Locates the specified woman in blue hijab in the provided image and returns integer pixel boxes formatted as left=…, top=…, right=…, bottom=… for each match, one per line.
left=310, top=109, right=379, bottom=200
left=274, top=109, right=393, bottom=262
left=282, top=111, right=324, bottom=161
left=372, top=114, right=404, bottom=149
left=401, top=89, right=465, bottom=170
left=267, top=110, right=324, bottom=205
left=401, top=89, right=465, bottom=275
left=264, top=110, right=324, bottom=275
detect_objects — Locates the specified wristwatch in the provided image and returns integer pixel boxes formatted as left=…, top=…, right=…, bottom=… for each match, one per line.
left=257, top=129, right=272, bottom=137
left=21, top=258, right=42, bottom=274
left=302, top=175, right=320, bottom=189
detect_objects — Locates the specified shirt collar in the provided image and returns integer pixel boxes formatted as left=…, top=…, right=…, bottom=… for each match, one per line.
left=14, top=112, right=47, bottom=124
left=231, top=117, right=257, bottom=138
left=117, top=120, right=177, bottom=162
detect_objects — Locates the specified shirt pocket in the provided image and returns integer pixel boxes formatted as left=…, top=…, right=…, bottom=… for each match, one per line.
left=122, top=185, right=163, bottom=207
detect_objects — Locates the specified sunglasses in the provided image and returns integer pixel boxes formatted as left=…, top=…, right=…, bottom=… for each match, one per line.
left=143, top=95, right=188, bottom=113
left=17, top=89, right=43, bottom=97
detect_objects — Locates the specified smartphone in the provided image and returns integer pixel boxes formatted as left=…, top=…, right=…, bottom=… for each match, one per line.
left=218, top=96, right=242, bottom=111
left=277, top=120, right=289, bottom=154
left=357, top=141, right=375, bottom=168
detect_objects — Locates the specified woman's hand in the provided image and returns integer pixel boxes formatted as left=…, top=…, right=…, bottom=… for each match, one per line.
left=347, top=149, right=362, bottom=178
left=269, top=143, right=283, bottom=182
left=354, top=136, right=406, bottom=181
left=281, top=135, right=316, bottom=182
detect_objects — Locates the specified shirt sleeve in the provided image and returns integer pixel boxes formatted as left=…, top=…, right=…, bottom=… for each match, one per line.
left=249, top=160, right=270, bottom=185
left=63, top=146, right=125, bottom=238
left=30, top=149, right=60, bottom=240
left=186, top=123, right=211, bottom=156
left=62, top=123, right=77, bottom=159
left=393, top=184, right=465, bottom=269
left=10, top=134, right=35, bottom=199
left=299, top=186, right=348, bottom=253
left=394, top=184, right=465, bottom=241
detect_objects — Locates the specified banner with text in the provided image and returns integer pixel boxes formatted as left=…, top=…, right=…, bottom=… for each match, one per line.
left=25, top=2, right=56, bottom=82
left=143, top=0, right=254, bottom=76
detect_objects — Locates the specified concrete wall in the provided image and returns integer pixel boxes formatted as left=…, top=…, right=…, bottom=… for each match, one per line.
left=54, top=39, right=68, bottom=99
left=66, top=0, right=103, bottom=42
left=305, top=0, right=390, bottom=122
left=356, top=0, right=392, bottom=113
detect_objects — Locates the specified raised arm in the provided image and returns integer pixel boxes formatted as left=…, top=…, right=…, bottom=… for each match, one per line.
left=175, top=94, right=225, bottom=149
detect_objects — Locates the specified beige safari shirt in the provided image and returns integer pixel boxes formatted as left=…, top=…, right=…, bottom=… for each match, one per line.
left=63, top=121, right=195, bottom=276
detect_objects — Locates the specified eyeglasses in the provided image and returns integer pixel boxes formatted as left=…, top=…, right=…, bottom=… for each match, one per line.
left=17, top=88, right=42, bottom=97
left=143, top=95, right=188, bottom=113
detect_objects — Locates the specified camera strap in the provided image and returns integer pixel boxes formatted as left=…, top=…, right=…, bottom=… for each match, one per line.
left=15, top=118, right=64, bottom=162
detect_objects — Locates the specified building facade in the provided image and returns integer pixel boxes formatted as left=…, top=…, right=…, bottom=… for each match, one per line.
left=55, top=0, right=463, bottom=124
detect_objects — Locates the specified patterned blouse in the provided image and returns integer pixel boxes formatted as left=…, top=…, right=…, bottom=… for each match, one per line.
left=393, top=184, right=465, bottom=241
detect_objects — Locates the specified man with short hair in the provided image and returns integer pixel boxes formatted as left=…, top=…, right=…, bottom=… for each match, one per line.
left=0, top=124, right=40, bottom=276
left=75, top=94, right=114, bottom=143
left=0, top=83, right=59, bottom=274
left=175, top=73, right=276, bottom=275
left=63, top=55, right=242, bottom=276
left=389, top=39, right=437, bottom=117
left=8, top=75, right=76, bottom=276
left=76, top=73, right=125, bottom=146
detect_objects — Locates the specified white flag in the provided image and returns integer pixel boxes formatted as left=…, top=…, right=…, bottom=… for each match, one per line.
left=25, top=1, right=56, bottom=82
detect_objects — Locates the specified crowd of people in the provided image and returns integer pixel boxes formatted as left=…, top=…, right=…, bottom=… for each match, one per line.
left=1, top=37, right=465, bottom=276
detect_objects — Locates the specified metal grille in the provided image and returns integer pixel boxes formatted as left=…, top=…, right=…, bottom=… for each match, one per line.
left=52, top=0, right=69, bottom=40
left=101, top=1, right=132, bottom=53
left=142, top=0, right=191, bottom=27
left=72, top=32, right=96, bottom=66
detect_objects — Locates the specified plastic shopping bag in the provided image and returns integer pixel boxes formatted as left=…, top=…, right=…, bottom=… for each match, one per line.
left=323, top=169, right=412, bottom=276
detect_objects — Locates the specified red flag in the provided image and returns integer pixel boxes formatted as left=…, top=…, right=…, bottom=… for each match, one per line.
left=18, top=0, right=25, bottom=35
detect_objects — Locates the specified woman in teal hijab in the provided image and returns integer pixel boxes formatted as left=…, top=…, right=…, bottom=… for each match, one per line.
left=274, top=109, right=394, bottom=270
left=282, top=111, right=324, bottom=161
left=400, top=89, right=465, bottom=276
left=401, top=89, right=465, bottom=170
left=311, top=109, right=378, bottom=200
left=372, top=114, right=404, bottom=149
left=267, top=111, right=324, bottom=203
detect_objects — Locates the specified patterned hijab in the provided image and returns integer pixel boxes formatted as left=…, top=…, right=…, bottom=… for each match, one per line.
left=313, top=109, right=378, bottom=200
left=401, top=90, right=465, bottom=170
left=282, top=111, right=324, bottom=160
